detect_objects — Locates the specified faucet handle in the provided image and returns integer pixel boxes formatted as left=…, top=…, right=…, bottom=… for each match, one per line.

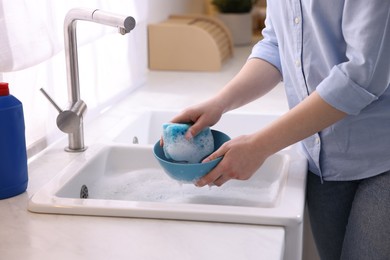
left=40, top=88, right=63, bottom=113
left=57, top=100, right=87, bottom=134
left=40, top=88, right=87, bottom=134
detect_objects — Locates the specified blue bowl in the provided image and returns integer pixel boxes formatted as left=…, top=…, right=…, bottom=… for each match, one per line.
left=153, top=130, right=231, bottom=183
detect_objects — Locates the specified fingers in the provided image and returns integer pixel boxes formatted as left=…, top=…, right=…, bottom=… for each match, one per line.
left=186, top=119, right=208, bottom=140
left=170, top=108, right=199, bottom=125
left=195, top=135, right=265, bottom=187
left=195, top=167, right=222, bottom=187
left=196, top=144, right=229, bottom=187
left=196, top=170, right=230, bottom=187
left=170, top=109, right=202, bottom=139
left=171, top=113, right=212, bottom=140
left=212, top=175, right=231, bottom=187
left=201, top=144, right=226, bottom=163
left=170, top=103, right=222, bottom=139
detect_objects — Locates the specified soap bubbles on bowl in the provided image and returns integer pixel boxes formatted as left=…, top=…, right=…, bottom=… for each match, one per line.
left=162, top=123, right=214, bottom=163
left=153, top=129, right=231, bottom=183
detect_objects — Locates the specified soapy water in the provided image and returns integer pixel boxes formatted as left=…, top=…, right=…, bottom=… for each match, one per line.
left=88, top=168, right=282, bottom=207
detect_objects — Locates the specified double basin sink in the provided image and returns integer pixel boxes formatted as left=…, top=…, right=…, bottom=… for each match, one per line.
left=29, top=109, right=307, bottom=226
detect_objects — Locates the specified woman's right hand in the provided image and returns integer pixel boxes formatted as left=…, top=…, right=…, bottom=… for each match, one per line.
left=170, top=97, right=225, bottom=139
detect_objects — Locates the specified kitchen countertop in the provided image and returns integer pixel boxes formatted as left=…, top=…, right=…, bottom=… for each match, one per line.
left=0, top=46, right=291, bottom=260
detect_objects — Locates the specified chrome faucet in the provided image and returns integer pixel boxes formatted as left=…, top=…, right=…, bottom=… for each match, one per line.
left=41, top=8, right=136, bottom=152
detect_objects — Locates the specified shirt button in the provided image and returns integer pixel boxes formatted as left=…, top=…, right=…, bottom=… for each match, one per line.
left=294, top=17, right=300, bottom=24
left=315, top=137, right=320, bottom=144
left=295, top=60, right=301, bottom=67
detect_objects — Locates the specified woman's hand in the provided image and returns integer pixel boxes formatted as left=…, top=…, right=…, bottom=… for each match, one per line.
left=195, top=134, right=270, bottom=187
left=194, top=91, right=347, bottom=187
left=170, top=97, right=226, bottom=139
left=159, top=97, right=225, bottom=146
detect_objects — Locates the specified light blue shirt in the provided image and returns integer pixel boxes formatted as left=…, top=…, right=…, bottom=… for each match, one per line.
left=249, top=0, right=390, bottom=180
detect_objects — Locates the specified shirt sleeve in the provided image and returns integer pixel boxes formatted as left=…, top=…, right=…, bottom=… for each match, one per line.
left=249, top=11, right=282, bottom=75
left=316, top=0, right=390, bottom=115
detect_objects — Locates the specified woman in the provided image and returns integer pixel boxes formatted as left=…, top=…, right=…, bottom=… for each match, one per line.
left=169, top=1, right=390, bottom=259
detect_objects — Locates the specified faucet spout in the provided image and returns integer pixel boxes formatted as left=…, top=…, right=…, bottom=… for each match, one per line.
left=61, top=8, right=136, bottom=152
left=91, top=9, right=136, bottom=35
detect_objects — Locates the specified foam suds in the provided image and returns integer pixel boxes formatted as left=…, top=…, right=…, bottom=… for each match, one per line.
left=88, top=168, right=281, bottom=207
left=162, top=123, right=214, bottom=163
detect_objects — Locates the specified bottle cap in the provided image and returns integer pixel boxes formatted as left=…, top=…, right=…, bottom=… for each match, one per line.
left=0, top=82, right=10, bottom=96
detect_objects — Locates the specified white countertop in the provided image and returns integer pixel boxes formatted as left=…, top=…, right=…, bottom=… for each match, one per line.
left=0, top=46, right=291, bottom=260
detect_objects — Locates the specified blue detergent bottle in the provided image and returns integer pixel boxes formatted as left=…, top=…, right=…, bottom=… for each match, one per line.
left=0, top=82, right=28, bottom=199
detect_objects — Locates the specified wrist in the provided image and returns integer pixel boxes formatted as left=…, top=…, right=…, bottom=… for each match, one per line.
left=250, top=129, right=286, bottom=158
left=210, top=94, right=231, bottom=114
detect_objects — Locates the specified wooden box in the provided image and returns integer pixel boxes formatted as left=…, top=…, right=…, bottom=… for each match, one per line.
left=148, top=14, right=234, bottom=71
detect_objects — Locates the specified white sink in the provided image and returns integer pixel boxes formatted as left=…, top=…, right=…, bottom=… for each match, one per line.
left=107, top=109, right=279, bottom=145
left=29, top=143, right=305, bottom=225
left=29, top=110, right=308, bottom=259
left=30, top=109, right=308, bottom=223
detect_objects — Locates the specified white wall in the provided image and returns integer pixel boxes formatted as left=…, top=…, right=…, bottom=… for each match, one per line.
left=0, top=0, right=204, bottom=157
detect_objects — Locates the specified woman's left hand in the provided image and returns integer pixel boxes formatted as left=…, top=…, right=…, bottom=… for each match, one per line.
left=195, top=134, right=269, bottom=187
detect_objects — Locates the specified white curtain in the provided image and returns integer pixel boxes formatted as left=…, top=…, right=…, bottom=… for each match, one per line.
left=0, top=0, right=146, bottom=72
left=0, top=0, right=147, bottom=156
left=0, top=0, right=59, bottom=71
left=0, top=0, right=202, bottom=157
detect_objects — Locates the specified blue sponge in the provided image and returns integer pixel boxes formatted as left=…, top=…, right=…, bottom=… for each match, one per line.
left=162, top=123, right=214, bottom=163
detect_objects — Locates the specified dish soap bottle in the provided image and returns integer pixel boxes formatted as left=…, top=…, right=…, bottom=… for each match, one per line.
left=0, top=82, right=28, bottom=199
